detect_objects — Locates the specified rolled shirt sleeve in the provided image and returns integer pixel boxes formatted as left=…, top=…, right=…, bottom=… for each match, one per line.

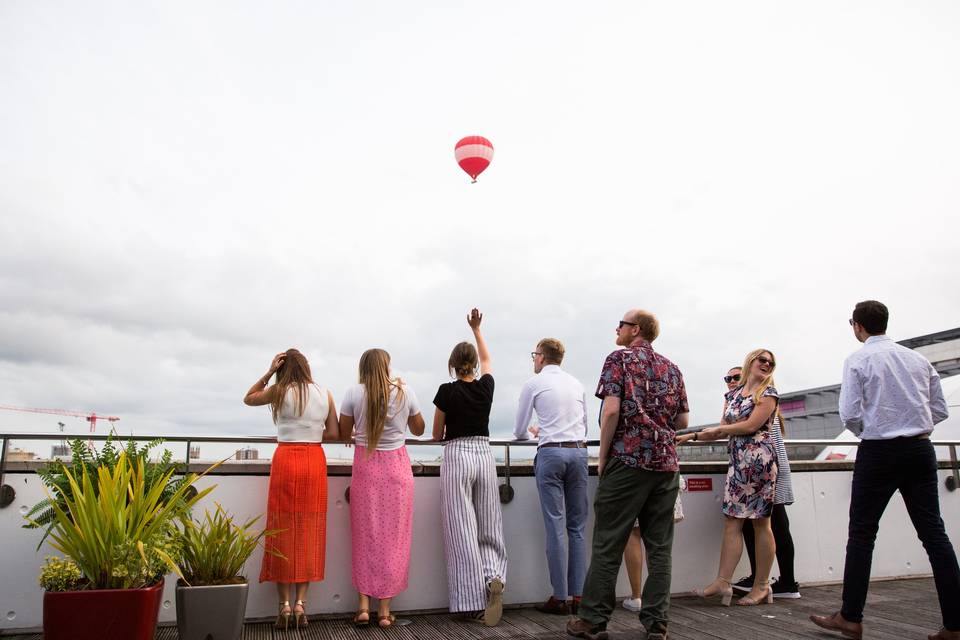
left=595, top=352, right=624, bottom=399
left=839, top=357, right=864, bottom=435
left=514, top=379, right=536, bottom=440
left=929, top=366, right=949, bottom=425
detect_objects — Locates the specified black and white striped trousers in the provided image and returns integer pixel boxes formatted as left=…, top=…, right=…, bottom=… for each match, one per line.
left=440, top=436, right=508, bottom=612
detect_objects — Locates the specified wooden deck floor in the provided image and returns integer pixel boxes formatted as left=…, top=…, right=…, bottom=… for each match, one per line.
left=2, top=577, right=945, bottom=639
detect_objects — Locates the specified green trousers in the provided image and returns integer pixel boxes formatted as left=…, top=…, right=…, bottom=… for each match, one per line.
left=579, top=457, right=679, bottom=633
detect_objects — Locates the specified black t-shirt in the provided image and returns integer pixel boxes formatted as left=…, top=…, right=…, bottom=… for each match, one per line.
left=433, top=374, right=495, bottom=440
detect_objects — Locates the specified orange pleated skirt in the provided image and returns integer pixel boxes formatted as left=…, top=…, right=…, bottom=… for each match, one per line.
left=260, top=443, right=328, bottom=583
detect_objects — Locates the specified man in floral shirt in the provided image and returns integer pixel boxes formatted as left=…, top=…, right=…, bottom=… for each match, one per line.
left=567, top=309, right=689, bottom=640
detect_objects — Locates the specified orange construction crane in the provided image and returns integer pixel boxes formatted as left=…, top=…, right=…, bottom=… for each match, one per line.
left=0, top=405, right=120, bottom=432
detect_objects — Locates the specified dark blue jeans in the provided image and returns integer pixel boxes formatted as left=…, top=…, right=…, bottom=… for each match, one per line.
left=841, top=437, right=960, bottom=630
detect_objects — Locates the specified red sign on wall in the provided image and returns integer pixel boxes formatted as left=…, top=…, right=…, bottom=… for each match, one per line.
left=685, top=478, right=713, bottom=492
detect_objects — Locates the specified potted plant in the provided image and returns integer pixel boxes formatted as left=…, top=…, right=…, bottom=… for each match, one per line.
left=31, top=449, right=214, bottom=640
left=175, top=505, right=282, bottom=640
left=24, top=436, right=188, bottom=547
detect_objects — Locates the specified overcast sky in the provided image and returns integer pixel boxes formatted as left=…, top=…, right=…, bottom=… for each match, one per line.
left=1, top=1, right=958, bottom=444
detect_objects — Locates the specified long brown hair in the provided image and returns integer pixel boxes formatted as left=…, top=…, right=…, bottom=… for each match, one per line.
left=358, top=348, right=404, bottom=454
left=270, top=348, right=313, bottom=424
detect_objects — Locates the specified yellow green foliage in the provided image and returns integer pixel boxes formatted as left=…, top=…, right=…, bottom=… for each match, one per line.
left=38, top=556, right=83, bottom=592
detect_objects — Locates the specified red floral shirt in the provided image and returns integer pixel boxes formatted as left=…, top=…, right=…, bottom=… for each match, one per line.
left=595, top=342, right=689, bottom=472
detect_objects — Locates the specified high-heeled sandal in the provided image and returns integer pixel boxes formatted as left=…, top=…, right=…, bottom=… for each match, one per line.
left=294, top=600, right=308, bottom=628
left=275, top=601, right=291, bottom=630
left=736, top=581, right=773, bottom=606
left=691, top=576, right=733, bottom=606
left=353, top=607, right=371, bottom=628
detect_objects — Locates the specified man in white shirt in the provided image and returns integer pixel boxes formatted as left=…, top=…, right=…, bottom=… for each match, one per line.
left=811, top=300, right=959, bottom=640
left=514, top=337, right=589, bottom=617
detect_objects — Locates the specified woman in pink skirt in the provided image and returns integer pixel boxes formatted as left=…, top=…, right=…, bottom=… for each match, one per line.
left=339, top=348, right=425, bottom=628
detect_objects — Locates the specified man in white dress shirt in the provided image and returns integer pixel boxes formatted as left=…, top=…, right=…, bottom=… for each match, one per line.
left=514, top=338, right=590, bottom=616
left=811, top=300, right=959, bottom=640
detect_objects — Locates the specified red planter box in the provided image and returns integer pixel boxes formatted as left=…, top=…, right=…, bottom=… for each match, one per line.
left=43, top=579, right=164, bottom=640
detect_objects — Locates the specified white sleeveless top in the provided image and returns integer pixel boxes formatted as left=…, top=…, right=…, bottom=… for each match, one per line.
left=276, top=384, right=329, bottom=443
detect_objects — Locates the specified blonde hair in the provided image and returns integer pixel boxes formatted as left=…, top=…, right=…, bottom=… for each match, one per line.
left=358, top=349, right=404, bottom=454
left=270, top=348, right=313, bottom=424
left=629, top=310, right=660, bottom=342
left=537, top=338, right=565, bottom=364
left=741, top=348, right=777, bottom=406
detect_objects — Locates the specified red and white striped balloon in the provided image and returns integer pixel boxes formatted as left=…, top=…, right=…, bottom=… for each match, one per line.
left=454, top=136, right=494, bottom=183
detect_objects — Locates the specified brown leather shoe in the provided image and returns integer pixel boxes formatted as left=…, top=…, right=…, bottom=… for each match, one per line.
left=566, top=617, right=608, bottom=640
left=809, top=612, right=863, bottom=640
left=929, top=628, right=960, bottom=640
left=535, top=596, right=570, bottom=615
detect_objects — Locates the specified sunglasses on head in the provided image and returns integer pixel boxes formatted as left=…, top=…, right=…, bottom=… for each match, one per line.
left=723, top=374, right=741, bottom=383
left=756, top=356, right=776, bottom=367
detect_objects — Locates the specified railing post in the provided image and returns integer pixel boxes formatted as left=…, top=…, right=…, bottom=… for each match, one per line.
left=499, top=443, right=514, bottom=504
left=0, top=437, right=14, bottom=508
left=948, top=445, right=959, bottom=492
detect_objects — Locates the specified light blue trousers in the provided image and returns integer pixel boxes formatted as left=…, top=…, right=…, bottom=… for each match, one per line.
left=534, top=446, right=589, bottom=599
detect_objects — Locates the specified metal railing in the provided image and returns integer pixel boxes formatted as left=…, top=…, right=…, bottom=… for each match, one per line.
left=1, top=432, right=958, bottom=507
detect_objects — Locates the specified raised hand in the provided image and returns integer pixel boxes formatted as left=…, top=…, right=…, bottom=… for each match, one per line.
left=467, top=308, right=483, bottom=331
left=269, top=352, right=287, bottom=374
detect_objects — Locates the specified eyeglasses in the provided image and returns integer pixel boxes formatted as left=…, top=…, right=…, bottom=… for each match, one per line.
left=531, top=352, right=542, bottom=359
left=723, top=374, right=741, bottom=383
left=618, top=320, right=638, bottom=329
left=848, top=318, right=855, bottom=326
left=756, top=356, right=776, bottom=367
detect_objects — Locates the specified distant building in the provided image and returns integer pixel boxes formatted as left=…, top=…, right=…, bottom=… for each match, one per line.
left=8, top=448, right=38, bottom=462
left=50, top=444, right=71, bottom=459
left=235, top=447, right=259, bottom=461
left=189, top=446, right=200, bottom=460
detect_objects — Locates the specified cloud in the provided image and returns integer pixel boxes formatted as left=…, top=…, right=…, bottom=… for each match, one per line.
left=1, top=0, right=959, bottom=445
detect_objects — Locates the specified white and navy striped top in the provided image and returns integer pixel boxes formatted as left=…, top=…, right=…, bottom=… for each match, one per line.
left=770, top=416, right=794, bottom=505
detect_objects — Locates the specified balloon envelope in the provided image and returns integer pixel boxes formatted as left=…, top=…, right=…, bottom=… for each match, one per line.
left=455, top=136, right=494, bottom=182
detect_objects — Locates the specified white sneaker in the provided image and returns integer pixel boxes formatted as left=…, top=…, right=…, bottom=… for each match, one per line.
left=622, top=597, right=641, bottom=612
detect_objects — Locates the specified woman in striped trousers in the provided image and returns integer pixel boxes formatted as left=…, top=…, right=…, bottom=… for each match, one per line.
left=432, top=309, right=508, bottom=626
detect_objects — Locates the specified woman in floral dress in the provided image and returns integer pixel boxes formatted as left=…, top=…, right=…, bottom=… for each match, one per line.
left=678, top=348, right=779, bottom=606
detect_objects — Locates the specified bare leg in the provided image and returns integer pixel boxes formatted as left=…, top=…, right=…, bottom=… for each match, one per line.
left=275, top=583, right=292, bottom=629
left=295, top=583, right=309, bottom=602
left=624, top=528, right=645, bottom=599
left=702, top=517, right=745, bottom=595
left=378, top=596, right=394, bottom=627
left=747, top=517, right=775, bottom=601
left=356, top=594, right=371, bottom=623
left=294, top=583, right=309, bottom=624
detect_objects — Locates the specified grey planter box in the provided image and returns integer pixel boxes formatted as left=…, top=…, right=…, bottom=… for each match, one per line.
left=175, top=581, right=249, bottom=640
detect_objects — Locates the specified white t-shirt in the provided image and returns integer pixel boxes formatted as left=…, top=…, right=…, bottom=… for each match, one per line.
left=276, top=384, right=329, bottom=443
left=340, top=382, right=420, bottom=451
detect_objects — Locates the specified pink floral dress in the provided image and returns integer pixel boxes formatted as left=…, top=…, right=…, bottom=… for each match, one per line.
left=721, top=386, right=779, bottom=519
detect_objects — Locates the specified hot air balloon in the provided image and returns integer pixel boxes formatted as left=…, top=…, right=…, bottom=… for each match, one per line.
left=455, top=136, right=494, bottom=183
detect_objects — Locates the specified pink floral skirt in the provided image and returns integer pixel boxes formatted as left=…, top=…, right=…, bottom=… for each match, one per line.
left=350, top=445, right=414, bottom=598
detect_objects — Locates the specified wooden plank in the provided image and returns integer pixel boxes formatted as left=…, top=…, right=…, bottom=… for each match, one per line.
left=0, top=578, right=942, bottom=640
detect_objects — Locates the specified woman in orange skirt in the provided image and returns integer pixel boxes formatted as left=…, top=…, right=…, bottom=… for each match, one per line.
left=244, top=349, right=339, bottom=630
